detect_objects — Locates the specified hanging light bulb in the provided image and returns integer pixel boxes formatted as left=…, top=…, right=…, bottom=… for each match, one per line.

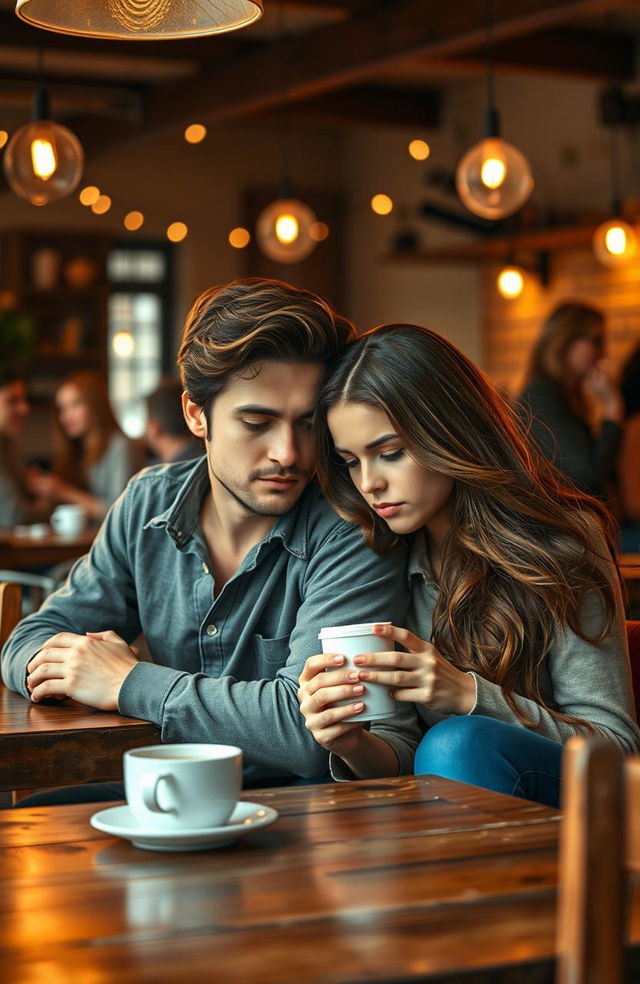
left=256, top=195, right=318, bottom=265
left=456, top=121, right=533, bottom=221
left=3, top=86, right=83, bottom=206
left=455, top=3, right=533, bottom=220
left=15, top=0, right=263, bottom=39
left=497, top=265, right=525, bottom=299
left=593, top=217, right=638, bottom=267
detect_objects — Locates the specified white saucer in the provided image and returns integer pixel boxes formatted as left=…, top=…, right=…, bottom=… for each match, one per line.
left=90, top=801, right=278, bottom=852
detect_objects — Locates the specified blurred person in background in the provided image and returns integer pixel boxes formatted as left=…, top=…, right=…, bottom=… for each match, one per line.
left=0, top=368, right=48, bottom=529
left=145, top=377, right=203, bottom=465
left=617, top=343, right=640, bottom=551
left=518, top=301, right=623, bottom=499
left=28, top=370, right=145, bottom=523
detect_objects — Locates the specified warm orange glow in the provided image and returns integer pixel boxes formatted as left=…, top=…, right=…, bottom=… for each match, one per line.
left=167, top=221, right=188, bottom=242
left=274, top=214, right=299, bottom=244
left=228, top=226, right=250, bottom=249
left=309, top=221, right=329, bottom=242
left=409, top=139, right=430, bottom=161
left=497, top=266, right=524, bottom=299
left=0, top=130, right=8, bottom=149
left=91, top=194, right=111, bottom=214
left=79, top=185, right=100, bottom=206
left=184, top=124, right=207, bottom=144
left=31, top=138, right=57, bottom=179
left=371, top=193, right=393, bottom=215
left=124, top=210, right=145, bottom=231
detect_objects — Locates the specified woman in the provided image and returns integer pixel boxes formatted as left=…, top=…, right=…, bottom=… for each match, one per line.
left=298, top=324, right=639, bottom=807
left=28, top=371, right=144, bottom=522
left=518, top=301, right=623, bottom=498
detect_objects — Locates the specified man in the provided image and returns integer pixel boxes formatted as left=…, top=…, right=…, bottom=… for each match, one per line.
left=2, top=278, right=409, bottom=798
left=145, top=377, right=203, bottom=465
left=0, top=369, right=46, bottom=529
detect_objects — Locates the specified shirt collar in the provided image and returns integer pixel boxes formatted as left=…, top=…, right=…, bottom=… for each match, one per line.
left=145, top=455, right=314, bottom=558
left=407, top=528, right=435, bottom=585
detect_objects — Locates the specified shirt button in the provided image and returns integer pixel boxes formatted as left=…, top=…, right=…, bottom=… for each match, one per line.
left=202, top=562, right=210, bottom=574
left=206, top=624, right=218, bottom=636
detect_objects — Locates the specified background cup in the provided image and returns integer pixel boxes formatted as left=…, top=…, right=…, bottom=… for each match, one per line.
left=318, top=622, right=396, bottom=722
left=124, top=743, right=242, bottom=831
left=50, top=504, right=86, bottom=537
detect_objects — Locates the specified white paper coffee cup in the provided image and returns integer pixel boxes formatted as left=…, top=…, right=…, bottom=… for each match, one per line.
left=318, top=622, right=396, bottom=722
left=124, top=743, right=242, bottom=831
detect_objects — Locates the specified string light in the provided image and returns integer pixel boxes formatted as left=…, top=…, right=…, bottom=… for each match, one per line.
left=79, top=185, right=100, bottom=206
left=184, top=124, right=207, bottom=144
left=124, top=210, right=145, bottom=231
left=228, top=227, right=250, bottom=249
left=167, top=221, right=188, bottom=242
left=91, top=194, right=111, bottom=214
left=371, top=194, right=393, bottom=215
left=408, top=139, right=430, bottom=161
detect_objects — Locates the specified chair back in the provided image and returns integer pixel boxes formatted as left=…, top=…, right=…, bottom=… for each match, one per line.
left=0, top=582, right=21, bottom=649
left=556, top=735, right=640, bottom=984
left=626, top=620, right=640, bottom=722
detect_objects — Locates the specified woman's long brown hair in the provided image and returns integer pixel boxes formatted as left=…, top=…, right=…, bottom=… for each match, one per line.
left=314, top=324, right=622, bottom=731
left=53, top=371, right=122, bottom=489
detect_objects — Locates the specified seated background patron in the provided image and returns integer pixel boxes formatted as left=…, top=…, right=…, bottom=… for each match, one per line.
left=517, top=301, right=623, bottom=498
left=145, top=377, right=203, bottom=465
left=27, top=370, right=145, bottom=523
left=0, top=368, right=48, bottom=529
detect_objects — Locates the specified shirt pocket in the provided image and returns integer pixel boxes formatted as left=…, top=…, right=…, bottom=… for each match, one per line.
left=251, top=633, right=291, bottom=679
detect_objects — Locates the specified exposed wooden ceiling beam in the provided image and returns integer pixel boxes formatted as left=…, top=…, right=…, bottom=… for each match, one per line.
left=446, top=27, right=636, bottom=80
left=257, top=84, right=441, bottom=128
left=138, top=0, right=640, bottom=132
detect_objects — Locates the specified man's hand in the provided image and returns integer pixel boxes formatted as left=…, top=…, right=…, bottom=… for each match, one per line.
left=26, top=630, right=139, bottom=710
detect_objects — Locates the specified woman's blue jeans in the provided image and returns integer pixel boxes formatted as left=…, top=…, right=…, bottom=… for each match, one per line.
left=414, top=715, right=563, bottom=808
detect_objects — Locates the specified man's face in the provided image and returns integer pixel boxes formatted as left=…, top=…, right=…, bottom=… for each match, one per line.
left=187, top=360, right=325, bottom=517
left=0, top=380, right=29, bottom=437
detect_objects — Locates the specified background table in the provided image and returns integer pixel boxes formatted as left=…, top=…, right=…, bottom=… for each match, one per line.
left=4, top=774, right=638, bottom=983
left=0, top=687, right=159, bottom=792
left=0, top=530, right=95, bottom=570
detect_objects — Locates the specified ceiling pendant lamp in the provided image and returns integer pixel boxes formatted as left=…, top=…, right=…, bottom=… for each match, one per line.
left=255, top=7, right=319, bottom=265
left=15, top=0, right=263, bottom=40
left=256, top=181, right=318, bottom=265
left=455, top=1, right=533, bottom=220
left=593, top=84, right=638, bottom=267
left=3, top=84, right=83, bottom=206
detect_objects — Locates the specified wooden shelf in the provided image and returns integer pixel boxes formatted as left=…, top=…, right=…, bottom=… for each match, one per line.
left=383, top=223, right=599, bottom=264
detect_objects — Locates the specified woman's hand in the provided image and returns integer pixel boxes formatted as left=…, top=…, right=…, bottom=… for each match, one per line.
left=297, top=652, right=369, bottom=757
left=25, top=468, right=69, bottom=503
left=353, top=623, right=476, bottom=716
left=583, top=364, right=624, bottom=423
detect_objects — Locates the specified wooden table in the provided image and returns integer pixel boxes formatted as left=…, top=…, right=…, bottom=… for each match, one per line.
left=3, top=775, right=638, bottom=983
left=0, top=529, right=95, bottom=570
left=0, top=686, right=159, bottom=792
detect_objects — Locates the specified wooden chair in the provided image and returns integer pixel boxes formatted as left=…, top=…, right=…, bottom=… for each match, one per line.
left=556, top=735, right=640, bottom=984
left=0, top=581, right=21, bottom=650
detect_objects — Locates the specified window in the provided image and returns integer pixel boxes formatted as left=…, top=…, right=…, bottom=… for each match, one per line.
left=107, top=243, right=174, bottom=437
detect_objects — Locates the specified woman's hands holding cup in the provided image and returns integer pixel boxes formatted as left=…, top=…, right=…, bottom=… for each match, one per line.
left=354, top=623, right=476, bottom=715
left=297, top=653, right=368, bottom=758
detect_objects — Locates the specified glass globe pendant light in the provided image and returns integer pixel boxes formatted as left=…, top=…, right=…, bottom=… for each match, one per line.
left=593, top=124, right=638, bottom=267
left=15, top=0, right=263, bottom=40
left=455, top=2, right=533, bottom=220
left=3, top=85, right=83, bottom=206
left=256, top=180, right=318, bottom=265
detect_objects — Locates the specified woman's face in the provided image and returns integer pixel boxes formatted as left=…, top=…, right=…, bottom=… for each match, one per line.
left=56, top=384, right=90, bottom=439
left=327, top=400, right=454, bottom=539
left=564, top=321, right=605, bottom=379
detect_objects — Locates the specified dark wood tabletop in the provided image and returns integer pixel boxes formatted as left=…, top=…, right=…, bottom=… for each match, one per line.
left=0, top=686, right=159, bottom=792
left=3, top=773, right=630, bottom=984
left=0, top=529, right=95, bottom=570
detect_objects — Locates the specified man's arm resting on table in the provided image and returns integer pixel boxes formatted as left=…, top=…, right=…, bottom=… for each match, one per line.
left=25, top=630, right=139, bottom=710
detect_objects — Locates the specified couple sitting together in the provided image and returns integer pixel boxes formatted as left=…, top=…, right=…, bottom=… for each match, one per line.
left=2, top=278, right=638, bottom=809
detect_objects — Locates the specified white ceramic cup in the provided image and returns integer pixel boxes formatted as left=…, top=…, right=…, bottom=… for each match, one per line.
left=124, top=743, right=243, bottom=831
left=50, top=504, right=86, bottom=538
left=318, top=622, right=396, bottom=722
